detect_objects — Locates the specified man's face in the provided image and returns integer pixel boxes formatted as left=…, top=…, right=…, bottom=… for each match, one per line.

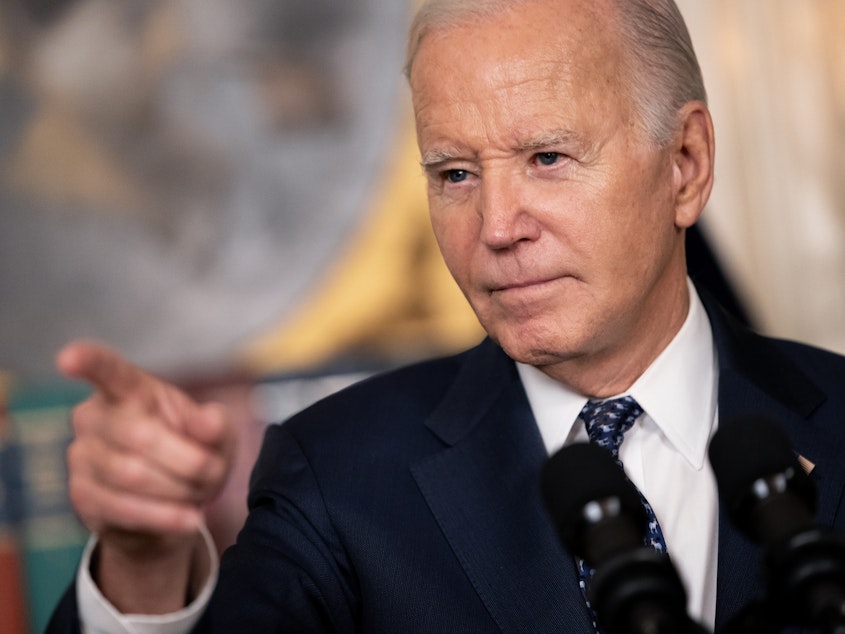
left=410, top=0, right=692, bottom=391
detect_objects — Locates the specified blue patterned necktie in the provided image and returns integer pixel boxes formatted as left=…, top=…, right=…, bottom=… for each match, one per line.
left=576, top=396, right=667, bottom=632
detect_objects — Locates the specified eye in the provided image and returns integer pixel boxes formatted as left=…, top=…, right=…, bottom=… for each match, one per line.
left=536, top=152, right=560, bottom=166
left=444, top=169, right=469, bottom=183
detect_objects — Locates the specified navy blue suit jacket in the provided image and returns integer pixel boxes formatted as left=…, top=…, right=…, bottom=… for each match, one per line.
left=48, top=294, right=845, bottom=632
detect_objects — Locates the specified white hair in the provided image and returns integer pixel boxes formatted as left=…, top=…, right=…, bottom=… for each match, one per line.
left=405, top=0, right=706, bottom=147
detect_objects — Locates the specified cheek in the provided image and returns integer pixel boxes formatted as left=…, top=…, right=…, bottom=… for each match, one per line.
left=592, top=167, right=676, bottom=262
left=429, top=209, right=452, bottom=259
left=430, top=208, right=478, bottom=275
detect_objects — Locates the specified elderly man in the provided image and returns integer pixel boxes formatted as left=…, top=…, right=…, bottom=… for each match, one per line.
left=48, top=0, right=845, bottom=632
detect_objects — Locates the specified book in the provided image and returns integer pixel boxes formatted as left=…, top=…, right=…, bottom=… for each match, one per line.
left=0, top=373, right=28, bottom=634
left=5, top=380, right=90, bottom=634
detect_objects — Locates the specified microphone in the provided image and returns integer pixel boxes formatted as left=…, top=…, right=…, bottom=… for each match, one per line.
left=709, top=416, right=845, bottom=632
left=541, top=442, right=704, bottom=633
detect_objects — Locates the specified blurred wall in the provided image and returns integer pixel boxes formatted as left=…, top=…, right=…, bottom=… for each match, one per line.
left=0, top=0, right=446, bottom=379
left=0, top=0, right=843, bottom=382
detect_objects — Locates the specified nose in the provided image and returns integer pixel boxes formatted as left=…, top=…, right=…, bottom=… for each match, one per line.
left=478, top=171, right=541, bottom=249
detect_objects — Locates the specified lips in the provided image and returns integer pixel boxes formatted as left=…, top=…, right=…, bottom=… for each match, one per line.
left=495, top=279, right=554, bottom=291
left=489, top=275, right=563, bottom=293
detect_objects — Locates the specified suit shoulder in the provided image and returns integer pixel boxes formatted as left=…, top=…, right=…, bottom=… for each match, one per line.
left=768, top=336, right=845, bottom=387
left=734, top=328, right=845, bottom=419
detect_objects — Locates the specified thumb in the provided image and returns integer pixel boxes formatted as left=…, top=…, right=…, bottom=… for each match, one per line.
left=185, top=401, right=236, bottom=452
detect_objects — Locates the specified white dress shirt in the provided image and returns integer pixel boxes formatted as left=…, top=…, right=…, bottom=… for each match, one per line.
left=76, top=526, right=217, bottom=634
left=78, top=279, right=719, bottom=633
left=518, top=279, right=720, bottom=629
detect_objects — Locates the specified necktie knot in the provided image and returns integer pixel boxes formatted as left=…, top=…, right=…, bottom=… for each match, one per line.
left=580, top=395, right=643, bottom=460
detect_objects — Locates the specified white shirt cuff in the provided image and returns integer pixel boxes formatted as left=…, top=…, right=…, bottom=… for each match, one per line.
left=76, top=525, right=219, bottom=634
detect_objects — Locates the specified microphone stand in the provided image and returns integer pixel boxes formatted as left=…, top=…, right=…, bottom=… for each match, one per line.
left=589, top=547, right=710, bottom=634
left=767, top=526, right=845, bottom=633
left=716, top=497, right=845, bottom=633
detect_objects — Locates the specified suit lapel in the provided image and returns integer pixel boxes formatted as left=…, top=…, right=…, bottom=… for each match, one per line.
left=411, top=341, right=593, bottom=633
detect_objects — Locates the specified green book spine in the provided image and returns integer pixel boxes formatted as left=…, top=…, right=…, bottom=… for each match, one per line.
left=7, top=382, right=90, bottom=634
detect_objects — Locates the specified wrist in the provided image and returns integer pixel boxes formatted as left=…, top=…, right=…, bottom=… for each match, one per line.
left=93, top=529, right=207, bottom=614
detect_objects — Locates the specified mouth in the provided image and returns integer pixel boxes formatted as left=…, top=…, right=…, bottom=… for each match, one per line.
left=490, top=276, right=563, bottom=294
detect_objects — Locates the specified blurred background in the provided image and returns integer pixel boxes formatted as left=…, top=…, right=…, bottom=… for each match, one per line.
left=0, top=0, right=842, bottom=631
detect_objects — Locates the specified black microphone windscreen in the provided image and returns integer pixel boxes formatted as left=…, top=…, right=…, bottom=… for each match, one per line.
left=543, top=444, right=697, bottom=631
left=708, top=415, right=816, bottom=542
left=708, top=415, right=797, bottom=511
left=541, top=442, right=644, bottom=556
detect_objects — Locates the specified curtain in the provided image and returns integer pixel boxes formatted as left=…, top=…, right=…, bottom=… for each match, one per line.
left=678, top=0, right=845, bottom=354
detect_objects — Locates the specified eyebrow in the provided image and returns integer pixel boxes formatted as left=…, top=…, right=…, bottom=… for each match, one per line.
left=420, top=129, right=582, bottom=169
left=516, top=129, right=579, bottom=152
left=420, top=147, right=467, bottom=170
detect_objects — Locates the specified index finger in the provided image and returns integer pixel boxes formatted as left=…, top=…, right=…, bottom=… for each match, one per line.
left=56, top=340, right=150, bottom=404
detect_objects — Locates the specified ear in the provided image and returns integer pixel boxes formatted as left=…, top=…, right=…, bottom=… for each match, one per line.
left=671, top=101, right=715, bottom=229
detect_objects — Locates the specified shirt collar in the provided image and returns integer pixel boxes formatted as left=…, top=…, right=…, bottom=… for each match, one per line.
left=517, top=279, right=718, bottom=469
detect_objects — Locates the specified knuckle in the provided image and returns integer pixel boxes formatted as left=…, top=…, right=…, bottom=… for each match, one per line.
left=199, top=456, right=225, bottom=489
left=121, top=418, right=156, bottom=449
left=66, top=441, right=85, bottom=472
left=203, top=402, right=229, bottom=430
left=70, top=399, right=97, bottom=435
left=112, top=456, right=147, bottom=490
left=178, top=451, right=224, bottom=499
left=183, top=451, right=215, bottom=483
left=68, top=476, right=100, bottom=527
left=66, top=437, right=101, bottom=476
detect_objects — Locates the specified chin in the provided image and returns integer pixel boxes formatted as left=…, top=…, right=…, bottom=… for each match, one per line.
left=491, top=328, right=573, bottom=368
left=475, top=303, right=585, bottom=363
